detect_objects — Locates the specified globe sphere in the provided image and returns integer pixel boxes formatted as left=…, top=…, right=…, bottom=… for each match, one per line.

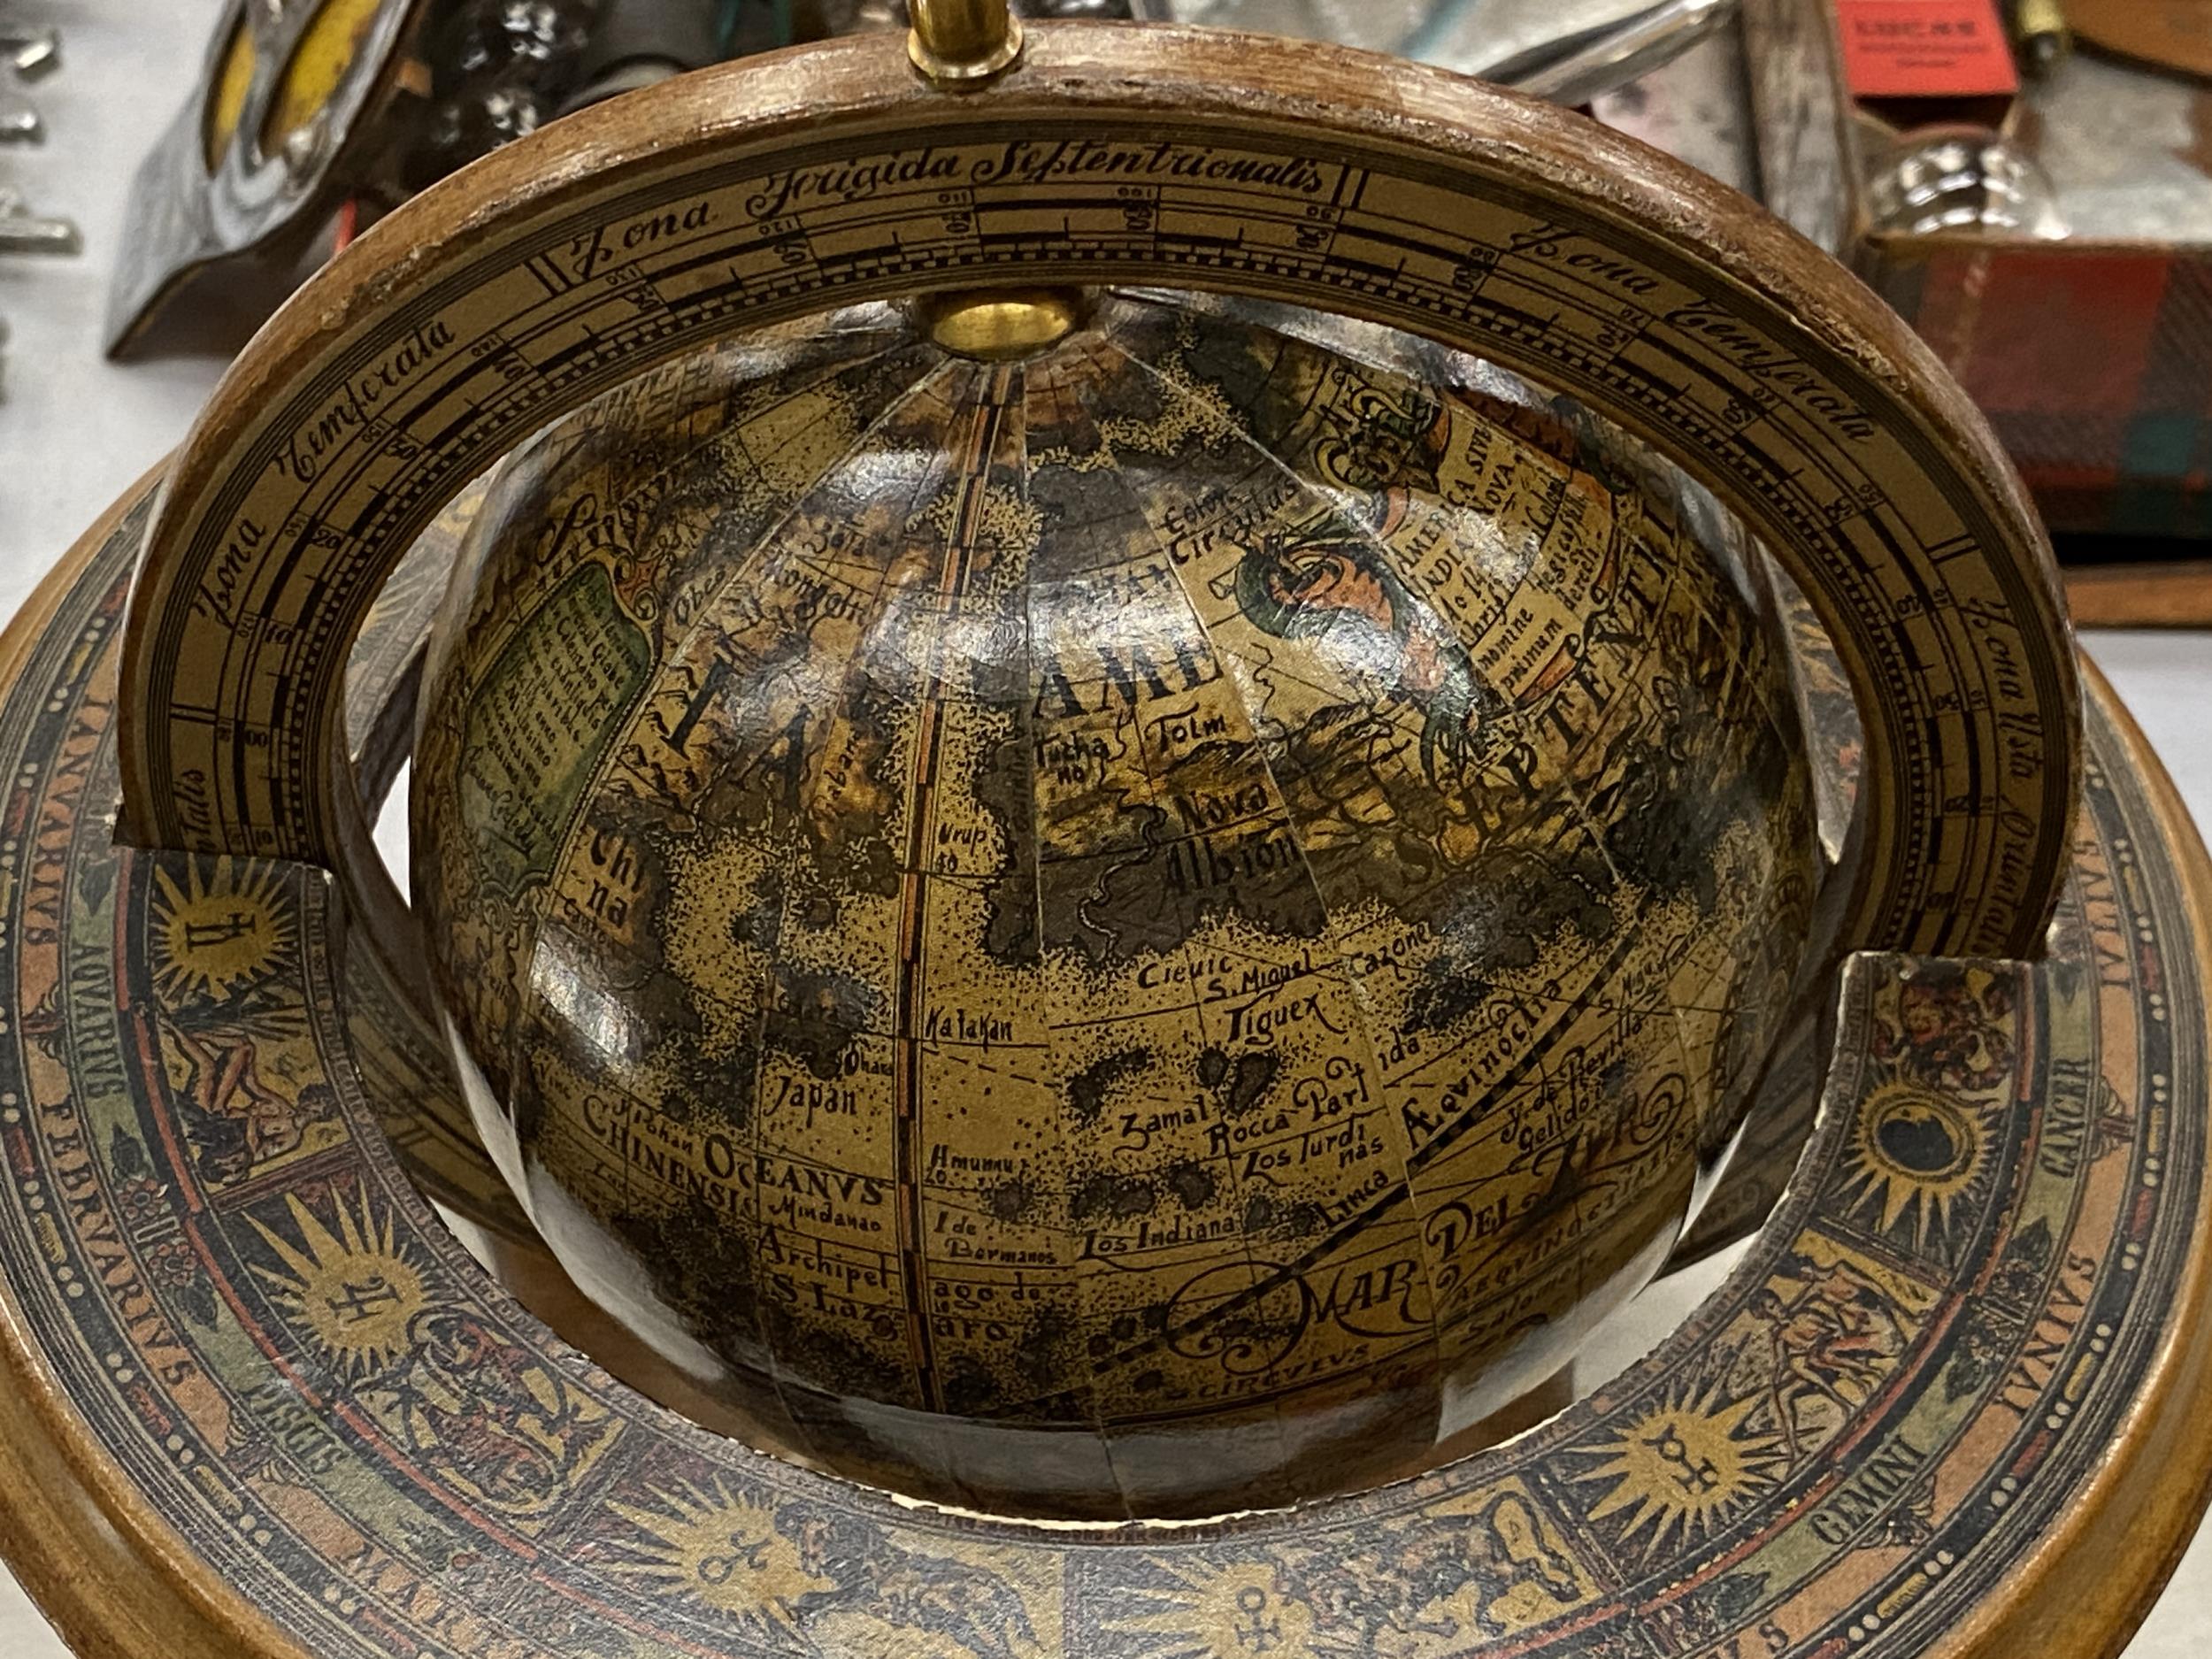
left=411, top=290, right=1817, bottom=1519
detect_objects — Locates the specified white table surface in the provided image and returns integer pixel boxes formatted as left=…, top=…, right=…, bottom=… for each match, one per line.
left=1, top=3, right=2208, bottom=1652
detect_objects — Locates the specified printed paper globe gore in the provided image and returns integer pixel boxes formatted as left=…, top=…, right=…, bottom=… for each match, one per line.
left=409, top=290, right=1819, bottom=1520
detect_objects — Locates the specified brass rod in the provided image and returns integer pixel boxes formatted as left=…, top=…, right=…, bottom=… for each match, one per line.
left=908, top=0, right=1022, bottom=85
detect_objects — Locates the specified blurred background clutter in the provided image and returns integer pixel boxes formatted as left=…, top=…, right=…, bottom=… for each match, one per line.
left=73, top=0, right=2212, bottom=609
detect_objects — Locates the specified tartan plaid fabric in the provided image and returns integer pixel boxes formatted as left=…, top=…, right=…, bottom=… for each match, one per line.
left=1871, top=244, right=2212, bottom=539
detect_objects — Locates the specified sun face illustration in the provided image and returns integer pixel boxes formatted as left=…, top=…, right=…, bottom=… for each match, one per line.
left=1843, top=1081, right=1989, bottom=1245
left=249, top=1187, right=426, bottom=1383
left=1576, top=1383, right=1787, bottom=1555
left=1096, top=1556, right=1317, bottom=1659
left=151, top=858, right=293, bottom=1005
left=605, top=1479, right=823, bottom=1631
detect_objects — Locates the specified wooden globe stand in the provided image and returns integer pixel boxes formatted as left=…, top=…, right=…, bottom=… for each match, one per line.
left=0, top=3, right=2207, bottom=1654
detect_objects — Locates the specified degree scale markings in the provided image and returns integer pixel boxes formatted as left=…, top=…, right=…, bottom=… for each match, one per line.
left=202, top=169, right=1940, bottom=814
left=119, top=40, right=2073, bottom=967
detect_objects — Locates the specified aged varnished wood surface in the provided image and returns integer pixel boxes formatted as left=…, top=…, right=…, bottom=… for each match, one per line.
left=2062, top=563, right=2212, bottom=632
left=111, top=22, right=2077, bottom=966
left=2069, top=0, right=2212, bottom=82
left=0, top=455, right=2205, bottom=1656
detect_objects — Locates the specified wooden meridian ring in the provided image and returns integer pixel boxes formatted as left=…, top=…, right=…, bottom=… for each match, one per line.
left=111, top=19, right=2078, bottom=961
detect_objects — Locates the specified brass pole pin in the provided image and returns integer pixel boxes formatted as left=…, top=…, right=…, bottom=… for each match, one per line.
left=904, top=0, right=1066, bottom=353
left=909, top=0, right=1024, bottom=87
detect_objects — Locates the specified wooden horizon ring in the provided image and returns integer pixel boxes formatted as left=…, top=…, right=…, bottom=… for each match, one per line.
left=113, top=21, right=2077, bottom=960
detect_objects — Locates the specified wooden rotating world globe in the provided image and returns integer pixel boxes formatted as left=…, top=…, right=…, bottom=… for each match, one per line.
left=16, top=0, right=2212, bottom=1652
left=409, top=288, right=1819, bottom=1517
